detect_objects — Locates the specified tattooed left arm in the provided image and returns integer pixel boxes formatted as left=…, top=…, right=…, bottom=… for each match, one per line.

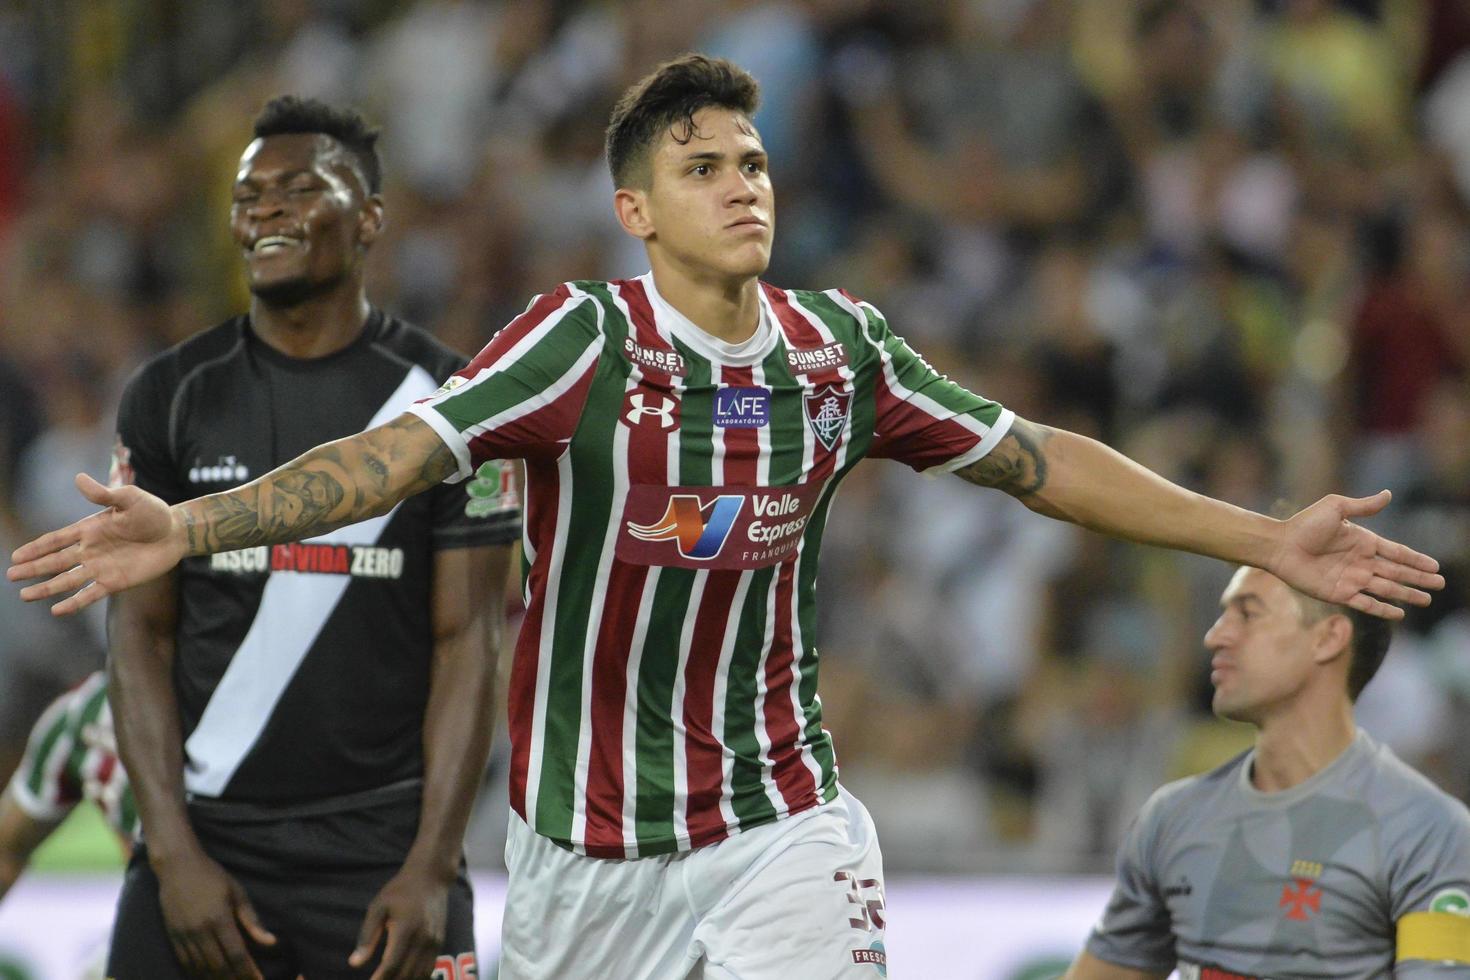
left=7, top=413, right=456, bottom=616
left=179, top=413, right=455, bottom=555
left=954, top=417, right=1279, bottom=567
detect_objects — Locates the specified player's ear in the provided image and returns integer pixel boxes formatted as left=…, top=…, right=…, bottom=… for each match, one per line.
left=1313, top=613, right=1353, bottom=667
left=615, top=187, right=654, bottom=241
left=358, top=194, right=385, bottom=247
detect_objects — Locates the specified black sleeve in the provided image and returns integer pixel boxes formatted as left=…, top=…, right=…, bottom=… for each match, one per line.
left=429, top=457, right=522, bottom=550
left=113, top=364, right=185, bottom=504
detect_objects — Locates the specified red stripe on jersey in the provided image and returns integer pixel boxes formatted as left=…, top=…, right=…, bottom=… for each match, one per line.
left=449, top=284, right=574, bottom=385
left=507, top=458, right=562, bottom=819
left=681, top=361, right=762, bottom=846
left=463, top=358, right=599, bottom=465
left=580, top=388, right=674, bottom=856
left=580, top=557, right=646, bottom=856
left=868, top=367, right=981, bottom=466
left=682, top=569, right=743, bottom=847
left=614, top=279, right=684, bottom=387
left=763, top=284, right=847, bottom=387
left=763, top=557, right=817, bottom=811
left=757, top=293, right=832, bottom=812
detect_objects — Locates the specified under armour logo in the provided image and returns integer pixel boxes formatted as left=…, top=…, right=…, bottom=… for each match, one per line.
left=622, top=391, right=680, bottom=430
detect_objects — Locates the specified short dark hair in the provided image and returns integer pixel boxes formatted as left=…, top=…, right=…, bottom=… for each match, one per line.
left=1266, top=501, right=1396, bottom=701
left=605, top=54, right=760, bottom=189
left=1294, top=592, right=1394, bottom=701
left=252, top=95, right=382, bottom=194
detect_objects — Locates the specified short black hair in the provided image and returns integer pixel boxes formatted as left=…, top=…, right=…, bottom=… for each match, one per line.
left=252, top=95, right=382, bottom=194
left=605, top=54, right=760, bottom=189
left=1343, top=608, right=1393, bottom=701
left=1294, top=592, right=1395, bottom=701
left=1267, top=501, right=1396, bottom=702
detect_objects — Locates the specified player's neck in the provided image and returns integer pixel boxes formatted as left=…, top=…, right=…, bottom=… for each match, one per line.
left=1250, top=699, right=1357, bottom=793
left=647, top=258, right=761, bottom=345
left=249, top=286, right=372, bottom=360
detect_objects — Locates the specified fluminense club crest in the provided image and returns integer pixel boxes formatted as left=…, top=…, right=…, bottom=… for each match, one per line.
left=804, top=383, right=852, bottom=452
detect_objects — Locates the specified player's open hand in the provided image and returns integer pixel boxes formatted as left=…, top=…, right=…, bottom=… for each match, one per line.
left=156, top=849, right=277, bottom=979
left=6, top=473, right=186, bottom=616
left=350, top=865, right=451, bottom=980
left=1271, top=491, right=1444, bottom=619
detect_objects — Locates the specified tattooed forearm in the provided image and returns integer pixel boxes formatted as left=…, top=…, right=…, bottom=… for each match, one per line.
left=178, top=413, right=456, bottom=556
left=956, top=419, right=1052, bottom=498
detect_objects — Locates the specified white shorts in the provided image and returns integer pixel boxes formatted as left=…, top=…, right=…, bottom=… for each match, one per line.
left=500, top=785, right=888, bottom=980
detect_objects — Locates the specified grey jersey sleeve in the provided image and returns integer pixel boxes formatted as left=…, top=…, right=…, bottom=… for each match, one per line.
left=1386, top=792, right=1470, bottom=976
left=1085, top=787, right=1177, bottom=973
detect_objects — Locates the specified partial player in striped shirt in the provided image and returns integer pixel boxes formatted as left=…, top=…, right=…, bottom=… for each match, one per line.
left=0, top=671, right=136, bottom=902
left=8, top=55, right=1446, bottom=980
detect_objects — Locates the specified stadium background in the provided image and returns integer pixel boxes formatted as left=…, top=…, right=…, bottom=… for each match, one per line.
left=0, top=0, right=1468, bottom=976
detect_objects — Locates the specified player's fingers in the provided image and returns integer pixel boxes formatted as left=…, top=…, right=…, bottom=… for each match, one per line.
left=1336, top=489, right=1392, bottom=518
left=1375, top=538, right=1443, bottom=577
left=349, top=904, right=387, bottom=968
left=1364, top=575, right=1432, bottom=607
left=18, top=562, right=92, bottom=603
left=1347, top=591, right=1406, bottom=621
left=213, top=930, right=264, bottom=980
left=75, top=472, right=117, bottom=507
left=49, top=581, right=109, bottom=617
left=187, top=927, right=230, bottom=978
left=233, top=892, right=277, bottom=947
left=366, top=922, right=409, bottom=980
left=8, top=524, right=83, bottom=571
left=8, top=543, right=85, bottom=584
left=167, top=931, right=204, bottom=978
left=388, top=935, right=438, bottom=980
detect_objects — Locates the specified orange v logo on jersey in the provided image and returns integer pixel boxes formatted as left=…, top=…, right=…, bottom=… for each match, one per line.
left=626, top=494, right=744, bottom=560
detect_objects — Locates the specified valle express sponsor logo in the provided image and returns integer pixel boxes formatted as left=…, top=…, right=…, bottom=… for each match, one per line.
left=618, top=483, right=825, bottom=570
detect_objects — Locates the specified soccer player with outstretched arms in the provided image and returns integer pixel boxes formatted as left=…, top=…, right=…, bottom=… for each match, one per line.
left=10, top=56, right=1443, bottom=979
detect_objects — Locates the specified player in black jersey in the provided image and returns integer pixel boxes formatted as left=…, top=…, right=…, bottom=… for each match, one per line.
left=100, top=97, right=519, bottom=979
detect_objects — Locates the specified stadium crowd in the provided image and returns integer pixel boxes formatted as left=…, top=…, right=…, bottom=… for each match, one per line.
left=1, top=0, right=1467, bottom=874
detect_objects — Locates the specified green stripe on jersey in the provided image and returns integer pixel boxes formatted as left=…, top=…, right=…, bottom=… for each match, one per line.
left=536, top=350, right=626, bottom=840
left=24, top=703, right=72, bottom=801
left=430, top=296, right=601, bottom=435
left=722, top=565, right=780, bottom=826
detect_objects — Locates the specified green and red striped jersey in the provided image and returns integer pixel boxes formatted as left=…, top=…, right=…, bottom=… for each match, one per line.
left=410, top=274, right=1013, bottom=857
left=7, top=671, right=138, bottom=840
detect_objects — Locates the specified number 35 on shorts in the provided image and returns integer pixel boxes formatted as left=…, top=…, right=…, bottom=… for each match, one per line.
left=432, top=953, right=478, bottom=980
left=835, top=870, right=886, bottom=931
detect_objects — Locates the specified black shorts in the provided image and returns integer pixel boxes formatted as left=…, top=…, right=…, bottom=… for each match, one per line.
left=107, top=780, right=476, bottom=980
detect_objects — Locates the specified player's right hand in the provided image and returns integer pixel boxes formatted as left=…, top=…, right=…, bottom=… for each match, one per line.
left=155, top=849, right=276, bottom=979
left=6, top=472, right=187, bottom=616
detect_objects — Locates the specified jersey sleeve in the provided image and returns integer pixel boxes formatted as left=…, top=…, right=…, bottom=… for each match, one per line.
left=113, top=362, right=185, bottom=503
left=1084, top=789, right=1178, bottom=973
left=1387, top=793, right=1470, bottom=972
left=5, top=680, right=90, bottom=824
left=841, top=293, right=1014, bottom=473
left=408, top=284, right=604, bottom=483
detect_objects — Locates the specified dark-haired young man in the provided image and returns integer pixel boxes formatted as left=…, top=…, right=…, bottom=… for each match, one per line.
left=1064, top=567, right=1470, bottom=980
left=9, top=58, right=1444, bottom=979
left=99, top=96, right=519, bottom=979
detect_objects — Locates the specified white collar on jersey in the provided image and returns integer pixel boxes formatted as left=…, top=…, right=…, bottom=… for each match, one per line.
left=641, top=272, right=779, bottom=367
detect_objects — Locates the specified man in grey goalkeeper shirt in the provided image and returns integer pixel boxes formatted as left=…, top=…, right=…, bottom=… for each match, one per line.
left=1066, top=566, right=1470, bottom=979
